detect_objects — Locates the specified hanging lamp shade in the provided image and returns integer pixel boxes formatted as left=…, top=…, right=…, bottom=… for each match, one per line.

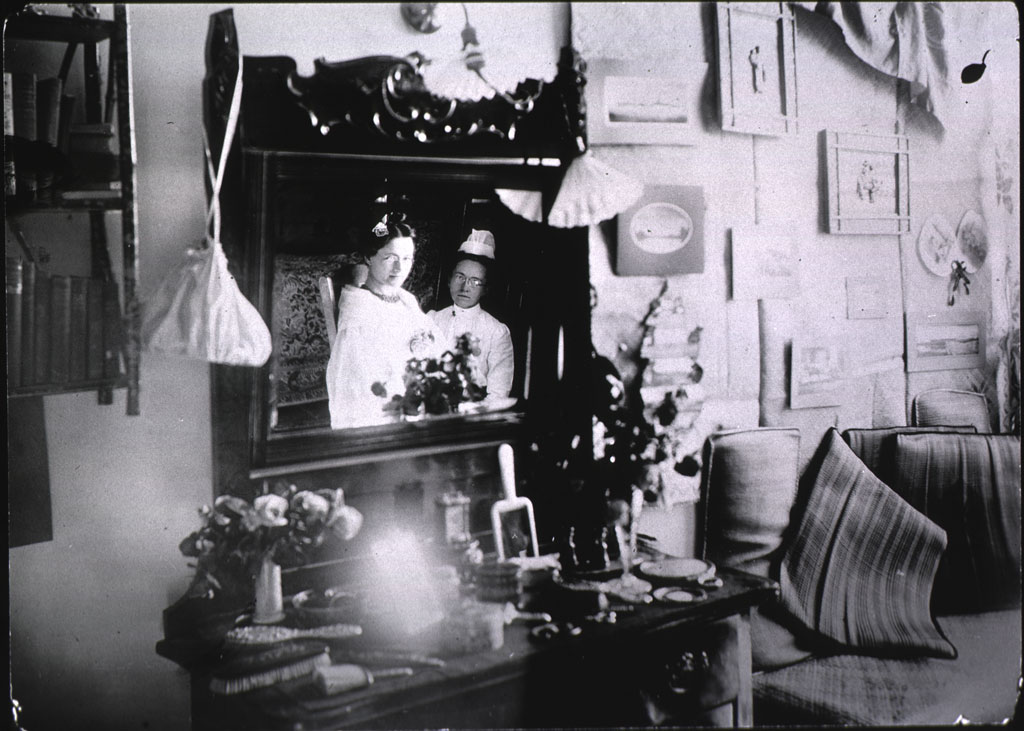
left=494, top=188, right=545, bottom=223
left=420, top=53, right=497, bottom=101
left=546, top=151, right=644, bottom=229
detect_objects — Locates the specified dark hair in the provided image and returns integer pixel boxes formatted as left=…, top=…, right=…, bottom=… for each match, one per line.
left=359, top=215, right=416, bottom=259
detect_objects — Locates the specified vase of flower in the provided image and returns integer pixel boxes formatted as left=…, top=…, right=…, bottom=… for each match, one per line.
left=253, top=554, right=286, bottom=624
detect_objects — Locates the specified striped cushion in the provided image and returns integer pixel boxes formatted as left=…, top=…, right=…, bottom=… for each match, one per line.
left=753, top=609, right=1021, bottom=726
left=842, top=425, right=976, bottom=485
left=778, top=429, right=955, bottom=658
left=891, top=433, right=1022, bottom=613
left=912, top=389, right=992, bottom=433
left=700, top=428, right=812, bottom=670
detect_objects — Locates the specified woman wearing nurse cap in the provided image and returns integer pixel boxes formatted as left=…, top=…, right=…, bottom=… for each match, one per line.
left=429, top=229, right=514, bottom=400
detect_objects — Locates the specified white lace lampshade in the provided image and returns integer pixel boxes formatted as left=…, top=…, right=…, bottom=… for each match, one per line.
left=494, top=188, right=545, bottom=223
left=546, top=151, right=644, bottom=229
left=420, top=52, right=497, bottom=101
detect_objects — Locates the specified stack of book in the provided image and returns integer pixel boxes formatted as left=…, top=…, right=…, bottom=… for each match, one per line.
left=5, top=256, right=123, bottom=391
left=3, top=69, right=106, bottom=204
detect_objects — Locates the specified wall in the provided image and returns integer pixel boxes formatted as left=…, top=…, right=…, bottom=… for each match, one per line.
left=576, top=2, right=1018, bottom=482
left=6, top=3, right=1017, bottom=730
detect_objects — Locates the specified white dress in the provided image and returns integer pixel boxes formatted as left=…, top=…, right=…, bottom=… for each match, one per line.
left=326, top=286, right=443, bottom=429
left=429, top=303, right=515, bottom=399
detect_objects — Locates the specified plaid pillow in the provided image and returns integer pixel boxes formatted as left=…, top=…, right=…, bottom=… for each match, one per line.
left=890, top=433, right=1022, bottom=613
left=778, top=429, right=955, bottom=658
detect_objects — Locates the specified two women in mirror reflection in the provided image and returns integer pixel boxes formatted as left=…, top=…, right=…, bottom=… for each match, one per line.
left=326, top=215, right=445, bottom=429
left=428, top=229, right=514, bottom=403
left=325, top=220, right=515, bottom=429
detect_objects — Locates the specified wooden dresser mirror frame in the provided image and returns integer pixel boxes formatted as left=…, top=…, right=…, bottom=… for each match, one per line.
left=203, top=10, right=592, bottom=494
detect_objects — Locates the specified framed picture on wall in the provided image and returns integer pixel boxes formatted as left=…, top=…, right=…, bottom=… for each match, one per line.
left=905, top=311, right=987, bottom=372
left=790, top=338, right=845, bottom=409
left=585, top=58, right=703, bottom=146
left=730, top=225, right=799, bottom=299
left=616, top=185, right=705, bottom=276
left=716, top=2, right=799, bottom=136
left=823, top=129, right=911, bottom=235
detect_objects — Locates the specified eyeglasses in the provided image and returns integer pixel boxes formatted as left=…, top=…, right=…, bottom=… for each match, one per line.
left=451, top=272, right=485, bottom=289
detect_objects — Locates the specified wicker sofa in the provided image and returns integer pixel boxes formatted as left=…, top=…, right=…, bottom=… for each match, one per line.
left=699, top=425, right=1021, bottom=726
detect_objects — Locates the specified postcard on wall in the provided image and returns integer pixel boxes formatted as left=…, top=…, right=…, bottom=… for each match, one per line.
left=716, top=2, right=798, bottom=136
left=905, top=311, right=986, bottom=372
left=790, top=338, right=845, bottom=409
left=845, top=276, right=889, bottom=319
left=586, top=58, right=701, bottom=146
left=823, top=130, right=911, bottom=235
left=730, top=226, right=799, bottom=300
left=616, top=185, right=705, bottom=276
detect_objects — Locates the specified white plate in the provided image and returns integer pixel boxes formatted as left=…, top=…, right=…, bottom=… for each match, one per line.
left=653, top=586, right=706, bottom=603
left=917, top=213, right=956, bottom=276
left=638, top=558, right=715, bottom=582
left=954, top=210, right=988, bottom=273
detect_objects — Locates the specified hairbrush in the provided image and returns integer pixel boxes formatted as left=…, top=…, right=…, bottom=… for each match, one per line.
left=209, top=641, right=331, bottom=695
left=224, top=622, right=362, bottom=647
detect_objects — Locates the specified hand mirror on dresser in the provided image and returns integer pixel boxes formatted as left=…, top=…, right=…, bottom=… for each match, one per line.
left=204, top=10, right=592, bottom=493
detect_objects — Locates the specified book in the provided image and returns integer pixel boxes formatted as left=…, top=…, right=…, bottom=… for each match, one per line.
left=7, top=257, right=24, bottom=388
left=49, top=274, right=72, bottom=384
left=35, top=77, right=63, bottom=200
left=3, top=72, right=13, bottom=136
left=36, top=77, right=62, bottom=147
left=69, top=276, right=89, bottom=382
left=86, top=278, right=104, bottom=380
left=57, top=93, right=76, bottom=155
left=21, top=261, right=36, bottom=382
left=11, top=72, right=37, bottom=199
left=101, top=279, right=124, bottom=379
left=11, top=72, right=37, bottom=140
left=58, top=184, right=122, bottom=202
left=4, top=73, right=13, bottom=196
left=32, top=270, right=51, bottom=385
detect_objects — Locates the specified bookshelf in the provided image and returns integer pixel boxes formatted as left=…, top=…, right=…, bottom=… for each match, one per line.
left=4, top=4, right=140, bottom=416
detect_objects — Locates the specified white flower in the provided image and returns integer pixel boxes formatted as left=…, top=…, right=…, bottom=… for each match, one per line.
left=253, top=494, right=290, bottom=528
left=328, top=505, right=364, bottom=541
left=292, top=491, right=331, bottom=520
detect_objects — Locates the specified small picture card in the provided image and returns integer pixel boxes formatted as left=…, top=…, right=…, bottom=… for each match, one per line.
left=905, top=311, right=986, bottom=372
left=616, top=185, right=705, bottom=276
left=790, top=338, right=845, bottom=409
left=730, top=226, right=799, bottom=300
left=845, top=277, right=889, bottom=319
left=586, top=58, right=701, bottom=146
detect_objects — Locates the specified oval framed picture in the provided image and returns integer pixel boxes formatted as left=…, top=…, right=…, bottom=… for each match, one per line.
left=916, top=213, right=956, bottom=276
left=616, top=185, right=705, bottom=276
left=954, top=210, right=988, bottom=273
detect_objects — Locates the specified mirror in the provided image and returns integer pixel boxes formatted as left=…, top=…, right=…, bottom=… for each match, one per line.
left=205, top=41, right=593, bottom=489
left=491, top=496, right=539, bottom=561
left=266, top=185, right=537, bottom=436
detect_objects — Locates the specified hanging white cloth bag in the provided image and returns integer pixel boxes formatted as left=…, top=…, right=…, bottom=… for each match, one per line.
left=142, top=59, right=271, bottom=366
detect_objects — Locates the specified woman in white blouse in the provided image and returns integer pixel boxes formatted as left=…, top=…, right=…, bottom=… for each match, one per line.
left=325, top=215, right=443, bottom=429
left=428, top=229, right=515, bottom=400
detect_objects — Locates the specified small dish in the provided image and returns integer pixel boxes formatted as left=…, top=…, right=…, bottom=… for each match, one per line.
left=653, top=586, right=707, bottom=603
left=638, top=558, right=716, bottom=583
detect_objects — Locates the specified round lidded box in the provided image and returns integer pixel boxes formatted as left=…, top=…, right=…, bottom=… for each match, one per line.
left=476, top=561, right=521, bottom=602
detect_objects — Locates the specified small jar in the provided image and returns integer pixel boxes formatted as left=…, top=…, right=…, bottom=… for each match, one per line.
left=435, top=490, right=471, bottom=545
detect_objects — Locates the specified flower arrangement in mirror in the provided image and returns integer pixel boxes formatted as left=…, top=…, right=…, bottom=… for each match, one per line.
left=378, top=333, right=487, bottom=419
left=179, top=482, right=363, bottom=602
